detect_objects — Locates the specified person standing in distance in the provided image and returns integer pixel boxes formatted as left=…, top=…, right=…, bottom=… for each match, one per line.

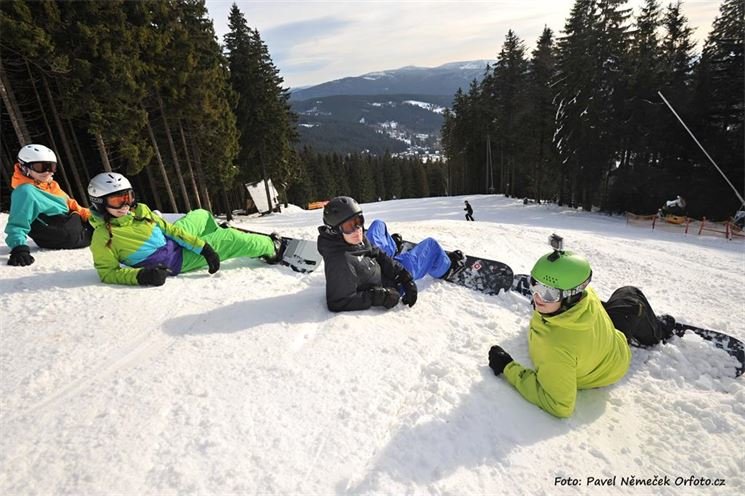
left=464, top=200, right=475, bottom=221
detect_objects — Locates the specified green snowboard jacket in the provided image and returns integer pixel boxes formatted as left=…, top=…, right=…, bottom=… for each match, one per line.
left=504, top=287, right=632, bottom=418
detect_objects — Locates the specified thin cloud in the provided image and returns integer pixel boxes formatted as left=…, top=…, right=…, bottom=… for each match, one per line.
left=263, top=15, right=354, bottom=60
left=206, top=0, right=720, bottom=88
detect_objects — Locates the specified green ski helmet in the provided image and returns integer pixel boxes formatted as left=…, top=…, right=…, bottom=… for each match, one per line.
left=530, top=234, right=592, bottom=304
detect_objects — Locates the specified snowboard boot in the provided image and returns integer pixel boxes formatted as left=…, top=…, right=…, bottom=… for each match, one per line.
left=391, top=233, right=404, bottom=254
left=261, top=233, right=285, bottom=265
left=440, top=250, right=465, bottom=279
left=657, top=314, right=677, bottom=340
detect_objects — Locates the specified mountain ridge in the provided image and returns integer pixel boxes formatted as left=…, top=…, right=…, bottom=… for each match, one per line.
left=291, top=59, right=493, bottom=101
left=290, top=60, right=494, bottom=157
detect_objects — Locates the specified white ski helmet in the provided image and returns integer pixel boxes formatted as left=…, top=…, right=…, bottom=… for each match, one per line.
left=17, top=144, right=57, bottom=165
left=88, top=172, right=133, bottom=211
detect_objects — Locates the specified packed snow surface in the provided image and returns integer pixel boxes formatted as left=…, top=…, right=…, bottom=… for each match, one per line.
left=1, top=195, right=743, bottom=495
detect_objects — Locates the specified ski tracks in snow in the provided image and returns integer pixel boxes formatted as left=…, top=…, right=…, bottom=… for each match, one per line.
left=6, top=289, right=195, bottom=424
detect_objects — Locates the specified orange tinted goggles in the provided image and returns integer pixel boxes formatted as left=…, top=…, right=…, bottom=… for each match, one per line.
left=105, top=190, right=135, bottom=209
left=339, top=214, right=364, bottom=234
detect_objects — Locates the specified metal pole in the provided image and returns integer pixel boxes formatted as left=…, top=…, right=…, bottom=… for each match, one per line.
left=658, top=91, right=745, bottom=206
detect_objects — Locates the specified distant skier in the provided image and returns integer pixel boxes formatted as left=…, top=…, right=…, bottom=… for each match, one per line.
left=487, top=234, right=674, bottom=418
left=86, top=172, right=283, bottom=286
left=464, top=200, right=475, bottom=221
left=5, top=144, right=93, bottom=267
left=658, top=195, right=686, bottom=217
left=317, top=196, right=465, bottom=312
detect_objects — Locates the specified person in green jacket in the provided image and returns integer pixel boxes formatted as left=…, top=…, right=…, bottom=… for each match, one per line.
left=87, top=172, right=283, bottom=286
left=487, top=235, right=632, bottom=418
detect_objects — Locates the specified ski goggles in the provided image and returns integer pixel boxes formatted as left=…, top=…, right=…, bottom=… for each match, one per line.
left=339, top=214, right=365, bottom=234
left=105, top=189, right=136, bottom=209
left=28, top=162, right=57, bottom=173
left=530, top=276, right=591, bottom=303
left=530, top=277, right=563, bottom=303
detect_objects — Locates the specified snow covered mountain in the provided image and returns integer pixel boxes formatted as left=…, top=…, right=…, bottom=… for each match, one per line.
left=290, top=60, right=493, bottom=101
left=293, top=94, right=451, bottom=157
left=1, top=195, right=743, bottom=494
left=291, top=61, right=492, bottom=156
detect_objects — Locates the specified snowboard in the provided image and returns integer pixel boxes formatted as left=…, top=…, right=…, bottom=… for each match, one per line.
left=399, top=240, right=514, bottom=295
left=511, top=273, right=744, bottom=377
left=225, top=225, right=322, bottom=274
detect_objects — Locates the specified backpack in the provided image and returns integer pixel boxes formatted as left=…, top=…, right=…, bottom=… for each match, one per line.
left=602, top=286, right=666, bottom=347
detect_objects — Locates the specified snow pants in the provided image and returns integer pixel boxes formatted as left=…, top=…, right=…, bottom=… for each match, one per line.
left=366, top=219, right=451, bottom=280
left=29, top=213, right=92, bottom=249
left=176, top=209, right=275, bottom=273
left=602, top=286, right=669, bottom=346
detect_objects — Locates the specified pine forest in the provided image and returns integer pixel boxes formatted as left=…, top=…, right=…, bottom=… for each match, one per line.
left=0, top=0, right=742, bottom=219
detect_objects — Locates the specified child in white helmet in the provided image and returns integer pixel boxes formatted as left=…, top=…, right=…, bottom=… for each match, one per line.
left=5, top=144, right=92, bottom=266
left=86, top=172, right=283, bottom=286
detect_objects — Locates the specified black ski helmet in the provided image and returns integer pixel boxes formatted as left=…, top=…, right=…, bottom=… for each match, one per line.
left=323, top=196, right=362, bottom=228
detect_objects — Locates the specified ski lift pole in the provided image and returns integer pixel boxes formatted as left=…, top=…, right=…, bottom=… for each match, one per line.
left=658, top=91, right=745, bottom=206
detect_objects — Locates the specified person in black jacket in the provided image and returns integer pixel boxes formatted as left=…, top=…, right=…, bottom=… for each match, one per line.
left=464, top=200, right=475, bottom=221
left=317, top=196, right=463, bottom=312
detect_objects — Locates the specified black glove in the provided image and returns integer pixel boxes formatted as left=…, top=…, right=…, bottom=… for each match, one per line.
left=370, top=287, right=401, bottom=309
left=136, top=265, right=169, bottom=286
left=8, top=245, right=34, bottom=266
left=396, top=270, right=418, bottom=307
left=488, top=345, right=514, bottom=376
left=201, top=243, right=220, bottom=274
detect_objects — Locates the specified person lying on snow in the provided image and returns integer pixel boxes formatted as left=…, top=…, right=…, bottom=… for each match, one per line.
left=488, top=235, right=675, bottom=418
left=86, top=172, right=283, bottom=286
left=5, top=144, right=92, bottom=266
left=317, top=195, right=465, bottom=312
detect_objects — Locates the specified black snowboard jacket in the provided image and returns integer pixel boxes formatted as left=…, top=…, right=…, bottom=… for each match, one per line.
left=317, top=226, right=407, bottom=312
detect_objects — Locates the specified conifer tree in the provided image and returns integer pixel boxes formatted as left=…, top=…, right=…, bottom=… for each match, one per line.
left=555, top=0, right=631, bottom=209
left=690, top=0, right=744, bottom=217
left=224, top=4, right=298, bottom=211
left=554, top=0, right=597, bottom=206
left=382, top=152, right=402, bottom=199
left=624, top=0, right=662, bottom=170
left=656, top=1, right=696, bottom=195
left=54, top=1, right=152, bottom=174
left=487, top=30, right=529, bottom=196
left=525, top=27, right=559, bottom=201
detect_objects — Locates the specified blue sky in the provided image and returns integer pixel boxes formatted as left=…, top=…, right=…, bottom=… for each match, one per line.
left=204, top=1, right=720, bottom=89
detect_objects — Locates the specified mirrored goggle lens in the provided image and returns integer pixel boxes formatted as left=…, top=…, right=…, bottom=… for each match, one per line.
left=339, top=214, right=364, bottom=234
left=29, top=162, right=57, bottom=173
left=105, top=190, right=135, bottom=209
left=530, top=277, right=562, bottom=303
